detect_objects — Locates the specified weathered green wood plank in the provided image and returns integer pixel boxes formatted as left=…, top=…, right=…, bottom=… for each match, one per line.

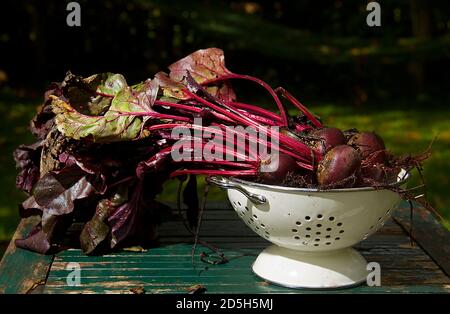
left=49, top=256, right=439, bottom=271
left=0, top=217, right=54, bottom=294
left=43, top=253, right=450, bottom=285
left=43, top=284, right=450, bottom=294
left=45, top=271, right=449, bottom=285
left=2, top=201, right=449, bottom=294
left=393, top=205, right=450, bottom=276
left=42, top=203, right=450, bottom=294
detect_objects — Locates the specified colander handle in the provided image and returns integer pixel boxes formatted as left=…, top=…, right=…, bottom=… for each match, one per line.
left=206, top=176, right=267, bottom=205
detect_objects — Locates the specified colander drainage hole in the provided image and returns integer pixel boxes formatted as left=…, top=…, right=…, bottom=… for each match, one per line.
left=378, top=217, right=382, bottom=221
left=337, top=222, right=343, bottom=226
left=316, top=232, right=321, bottom=235
left=329, top=216, right=335, bottom=221
left=253, top=214, right=258, bottom=219
left=265, top=231, right=270, bottom=235
left=292, top=229, right=298, bottom=233
left=335, top=237, right=340, bottom=240
left=250, top=218, right=254, bottom=223
left=294, top=236, right=300, bottom=240
left=245, top=206, right=249, bottom=211
left=260, top=224, right=266, bottom=228
left=237, top=202, right=241, bottom=206
left=317, top=214, right=323, bottom=219
left=314, top=244, right=319, bottom=247
left=305, top=235, right=311, bottom=238
left=306, top=227, right=311, bottom=231
left=339, top=230, right=344, bottom=234
left=325, top=235, right=331, bottom=238
left=305, top=216, right=311, bottom=221
left=325, top=242, right=331, bottom=245
left=295, top=221, right=302, bottom=226
left=326, top=228, right=332, bottom=231
left=316, top=224, right=322, bottom=228
left=314, top=238, right=320, bottom=242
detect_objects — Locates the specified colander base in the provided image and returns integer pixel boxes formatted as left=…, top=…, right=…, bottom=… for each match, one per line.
left=252, top=245, right=369, bottom=289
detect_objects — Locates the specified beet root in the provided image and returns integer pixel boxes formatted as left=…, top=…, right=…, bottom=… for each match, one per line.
left=310, top=127, right=346, bottom=156
left=348, top=131, right=386, bottom=164
left=258, top=153, right=299, bottom=185
left=317, top=145, right=361, bottom=187
left=361, top=165, right=399, bottom=185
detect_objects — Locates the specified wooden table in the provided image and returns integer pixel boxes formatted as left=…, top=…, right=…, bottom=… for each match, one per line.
left=0, top=202, right=449, bottom=294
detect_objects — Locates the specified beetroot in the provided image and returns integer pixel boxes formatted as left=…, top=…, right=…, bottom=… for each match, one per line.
left=362, top=165, right=399, bottom=185
left=317, top=145, right=361, bottom=187
left=348, top=132, right=386, bottom=164
left=259, top=153, right=298, bottom=185
left=310, top=127, right=346, bottom=156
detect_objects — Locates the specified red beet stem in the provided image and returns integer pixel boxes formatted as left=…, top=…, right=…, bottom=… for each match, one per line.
left=188, top=160, right=256, bottom=168
left=154, top=100, right=235, bottom=123
left=154, top=100, right=202, bottom=113
left=112, top=111, right=192, bottom=122
left=211, top=122, right=312, bottom=169
left=201, top=73, right=289, bottom=126
left=275, top=87, right=322, bottom=128
left=146, top=123, right=259, bottom=161
left=295, top=124, right=314, bottom=133
left=236, top=109, right=279, bottom=126
left=184, top=89, right=258, bottom=127
left=170, top=169, right=258, bottom=178
left=229, top=102, right=283, bottom=122
left=183, top=89, right=314, bottom=166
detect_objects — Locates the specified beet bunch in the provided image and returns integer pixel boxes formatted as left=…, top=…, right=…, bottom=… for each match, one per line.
left=13, top=48, right=428, bottom=255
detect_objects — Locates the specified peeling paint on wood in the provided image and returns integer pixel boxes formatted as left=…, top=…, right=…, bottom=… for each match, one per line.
left=0, top=217, right=53, bottom=294
left=1, top=202, right=449, bottom=294
left=393, top=206, right=450, bottom=276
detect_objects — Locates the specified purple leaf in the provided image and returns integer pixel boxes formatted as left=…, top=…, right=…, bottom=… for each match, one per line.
left=15, top=224, right=51, bottom=254
left=168, top=48, right=236, bottom=102
left=14, top=141, right=43, bottom=194
left=33, top=166, right=97, bottom=216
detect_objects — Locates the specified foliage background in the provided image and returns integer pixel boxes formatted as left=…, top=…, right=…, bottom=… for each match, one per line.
left=0, top=0, right=449, bottom=254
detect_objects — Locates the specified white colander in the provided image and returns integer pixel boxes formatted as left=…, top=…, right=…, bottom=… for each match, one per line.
left=207, top=169, right=409, bottom=289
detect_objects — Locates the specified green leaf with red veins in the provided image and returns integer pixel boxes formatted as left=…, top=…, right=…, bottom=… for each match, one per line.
left=134, top=79, right=160, bottom=111
left=51, top=80, right=161, bottom=142
left=168, top=48, right=236, bottom=101
left=64, top=73, right=128, bottom=116
left=154, top=71, right=190, bottom=100
left=93, top=73, right=128, bottom=96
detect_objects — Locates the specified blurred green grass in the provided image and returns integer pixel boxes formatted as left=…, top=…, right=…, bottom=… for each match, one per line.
left=1, top=93, right=449, bottom=249
left=0, top=93, right=36, bottom=244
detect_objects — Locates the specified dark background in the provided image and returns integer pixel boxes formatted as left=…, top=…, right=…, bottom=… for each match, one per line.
left=0, top=0, right=449, bottom=253
left=1, top=0, right=449, bottom=102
